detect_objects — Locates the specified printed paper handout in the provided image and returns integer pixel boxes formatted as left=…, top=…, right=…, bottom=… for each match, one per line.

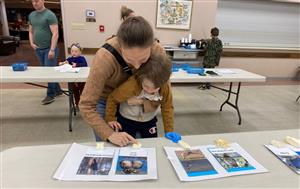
left=165, top=143, right=268, bottom=181
left=53, top=143, right=157, bottom=181
left=216, top=69, right=235, bottom=74
left=54, top=64, right=80, bottom=73
left=265, top=144, right=300, bottom=174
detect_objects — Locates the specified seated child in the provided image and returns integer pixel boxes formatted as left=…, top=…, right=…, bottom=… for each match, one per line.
left=59, top=43, right=87, bottom=108
left=200, top=27, right=223, bottom=90
left=105, top=53, right=174, bottom=138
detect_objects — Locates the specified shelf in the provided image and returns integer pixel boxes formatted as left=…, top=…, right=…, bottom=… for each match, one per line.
left=164, top=45, right=203, bottom=52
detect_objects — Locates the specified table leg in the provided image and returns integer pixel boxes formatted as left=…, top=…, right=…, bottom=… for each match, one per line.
left=67, top=83, right=76, bottom=132
left=219, top=82, right=241, bottom=125
left=210, top=82, right=242, bottom=125
left=25, top=82, right=75, bottom=131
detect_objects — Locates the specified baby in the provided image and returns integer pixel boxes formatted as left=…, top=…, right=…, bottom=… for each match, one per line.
left=59, top=43, right=87, bottom=109
left=59, top=43, right=87, bottom=68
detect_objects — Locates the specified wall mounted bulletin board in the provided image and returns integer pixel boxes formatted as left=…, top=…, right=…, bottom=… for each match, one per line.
left=156, top=0, right=193, bottom=30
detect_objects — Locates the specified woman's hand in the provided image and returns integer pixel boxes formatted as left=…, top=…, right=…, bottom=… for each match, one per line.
left=107, top=132, right=137, bottom=147
left=127, top=96, right=143, bottom=106
left=108, top=121, right=122, bottom=132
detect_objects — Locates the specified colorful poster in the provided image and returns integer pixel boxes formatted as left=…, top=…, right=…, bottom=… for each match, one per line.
left=265, top=144, right=300, bottom=174
left=156, top=0, right=193, bottom=30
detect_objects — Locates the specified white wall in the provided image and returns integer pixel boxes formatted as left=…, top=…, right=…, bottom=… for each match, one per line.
left=61, top=0, right=300, bottom=78
left=220, top=58, right=299, bottom=79
left=61, top=0, right=218, bottom=63
left=0, top=0, right=9, bottom=36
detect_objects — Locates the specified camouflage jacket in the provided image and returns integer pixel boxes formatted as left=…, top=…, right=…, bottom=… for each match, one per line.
left=203, top=38, right=223, bottom=67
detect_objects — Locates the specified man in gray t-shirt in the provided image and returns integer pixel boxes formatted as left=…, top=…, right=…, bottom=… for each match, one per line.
left=29, top=0, right=61, bottom=105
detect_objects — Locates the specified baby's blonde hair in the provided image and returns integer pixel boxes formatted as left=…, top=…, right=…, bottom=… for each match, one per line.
left=70, top=43, right=82, bottom=51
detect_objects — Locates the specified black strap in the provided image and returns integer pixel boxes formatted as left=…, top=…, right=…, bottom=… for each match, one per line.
left=102, top=43, right=132, bottom=75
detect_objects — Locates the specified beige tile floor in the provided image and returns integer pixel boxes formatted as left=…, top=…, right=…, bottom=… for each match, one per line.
left=1, top=84, right=299, bottom=151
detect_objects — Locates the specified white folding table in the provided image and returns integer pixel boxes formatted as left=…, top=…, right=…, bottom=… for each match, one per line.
left=1, top=66, right=266, bottom=130
left=1, top=129, right=299, bottom=188
left=170, top=68, right=266, bottom=124
left=0, top=66, right=90, bottom=131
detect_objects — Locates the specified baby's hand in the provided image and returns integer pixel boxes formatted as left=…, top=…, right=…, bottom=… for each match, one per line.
left=58, top=61, right=66, bottom=66
left=72, top=63, right=77, bottom=68
left=108, top=121, right=122, bottom=132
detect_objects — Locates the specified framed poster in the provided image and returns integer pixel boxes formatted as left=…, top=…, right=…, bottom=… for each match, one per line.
left=156, top=0, right=193, bottom=30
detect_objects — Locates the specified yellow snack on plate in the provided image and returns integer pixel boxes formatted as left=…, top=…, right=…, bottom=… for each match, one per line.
left=132, top=142, right=142, bottom=149
left=178, top=140, right=191, bottom=150
left=215, top=139, right=230, bottom=148
left=270, top=140, right=287, bottom=148
left=96, top=142, right=104, bottom=150
left=285, top=136, right=300, bottom=148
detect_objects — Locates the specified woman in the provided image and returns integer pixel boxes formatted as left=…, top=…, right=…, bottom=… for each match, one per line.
left=79, top=16, right=166, bottom=147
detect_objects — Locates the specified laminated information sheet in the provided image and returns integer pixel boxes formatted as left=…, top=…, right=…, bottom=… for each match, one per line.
left=164, top=143, right=268, bottom=181
left=53, top=143, right=157, bottom=181
left=265, top=144, right=300, bottom=174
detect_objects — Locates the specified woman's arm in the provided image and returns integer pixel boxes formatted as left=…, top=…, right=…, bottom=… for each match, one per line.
left=79, top=50, right=115, bottom=140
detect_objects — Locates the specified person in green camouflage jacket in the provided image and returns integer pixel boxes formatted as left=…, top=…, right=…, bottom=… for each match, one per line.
left=200, top=27, right=223, bottom=90
left=203, top=27, right=223, bottom=68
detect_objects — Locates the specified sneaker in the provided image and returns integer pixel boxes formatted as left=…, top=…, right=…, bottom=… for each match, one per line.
left=41, top=96, right=55, bottom=105
left=198, top=85, right=207, bottom=90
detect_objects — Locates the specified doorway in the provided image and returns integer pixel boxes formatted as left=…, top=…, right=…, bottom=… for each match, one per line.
left=0, top=0, right=65, bottom=66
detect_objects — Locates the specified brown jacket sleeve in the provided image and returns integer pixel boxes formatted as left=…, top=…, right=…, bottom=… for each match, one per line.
left=105, top=76, right=140, bottom=122
left=79, top=49, right=116, bottom=141
left=160, top=81, right=174, bottom=133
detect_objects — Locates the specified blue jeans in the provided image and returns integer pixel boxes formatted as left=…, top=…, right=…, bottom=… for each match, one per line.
left=35, top=47, right=61, bottom=98
left=94, top=99, right=106, bottom=141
